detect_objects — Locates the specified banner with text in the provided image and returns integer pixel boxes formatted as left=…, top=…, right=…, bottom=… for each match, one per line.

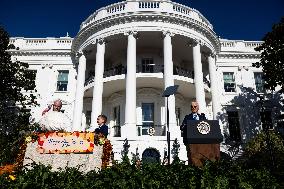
left=37, top=132, right=95, bottom=154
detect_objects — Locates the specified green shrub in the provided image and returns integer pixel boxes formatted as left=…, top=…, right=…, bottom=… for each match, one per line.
left=240, top=130, right=284, bottom=187
left=0, top=160, right=279, bottom=189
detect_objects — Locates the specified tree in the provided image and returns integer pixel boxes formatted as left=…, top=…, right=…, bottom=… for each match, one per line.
left=0, top=26, right=36, bottom=164
left=253, top=17, right=284, bottom=93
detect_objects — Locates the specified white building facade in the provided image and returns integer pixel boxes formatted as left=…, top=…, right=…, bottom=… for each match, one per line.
left=8, top=0, right=282, bottom=162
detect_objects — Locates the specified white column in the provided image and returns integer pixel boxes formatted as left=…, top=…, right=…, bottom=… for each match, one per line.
left=123, top=31, right=137, bottom=137
left=90, top=39, right=106, bottom=129
left=72, top=53, right=86, bottom=131
left=208, top=53, right=220, bottom=119
left=163, top=31, right=176, bottom=128
left=192, top=41, right=206, bottom=114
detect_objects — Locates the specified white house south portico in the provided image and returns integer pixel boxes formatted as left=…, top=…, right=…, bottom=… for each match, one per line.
left=72, top=36, right=218, bottom=126
left=9, top=0, right=269, bottom=163
left=69, top=0, right=220, bottom=161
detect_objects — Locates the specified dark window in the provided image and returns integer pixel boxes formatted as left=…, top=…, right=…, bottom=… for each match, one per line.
left=260, top=111, right=272, bottom=130
left=142, top=58, right=154, bottom=73
left=254, top=72, right=264, bottom=93
left=142, top=148, right=161, bottom=164
left=141, top=103, right=154, bottom=135
left=113, top=106, right=121, bottom=126
left=57, top=70, right=69, bottom=91
left=86, top=111, right=92, bottom=126
left=25, top=70, right=37, bottom=90
left=223, top=72, right=236, bottom=92
left=175, top=107, right=181, bottom=126
left=227, top=111, right=241, bottom=142
left=113, top=106, right=121, bottom=137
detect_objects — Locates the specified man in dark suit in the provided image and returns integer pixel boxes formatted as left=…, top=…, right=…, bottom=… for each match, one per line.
left=180, top=101, right=207, bottom=137
left=180, top=101, right=207, bottom=164
left=181, top=101, right=206, bottom=128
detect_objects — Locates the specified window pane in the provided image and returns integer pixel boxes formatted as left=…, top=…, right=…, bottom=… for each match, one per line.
left=57, top=70, right=69, bottom=91
left=142, top=103, right=154, bottom=136
left=113, top=106, right=120, bottom=125
left=254, top=72, right=264, bottom=93
left=86, top=111, right=92, bottom=126
left=26, top=70, right=37, bottom=90
left=260, top=111, right=272, bottom=130
left=223, top=72, right=235, bottom=92
left=142, top=58, right=154, bottom=73
left=227, top=111, right=241, bottom=142
left=58, top=71, right=68, bottom=81
left=142, top=103, right=154, bottom=121
left=176, top=107, right=181, bottom=126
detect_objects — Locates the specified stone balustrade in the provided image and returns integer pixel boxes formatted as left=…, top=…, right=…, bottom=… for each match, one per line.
left=244, top=41, right=263, bottom=48
left=9, top=37, right=72, bottom=50
left=81, top=0, right=213, bottom=30
left=220, top=39, right=263, bottom=52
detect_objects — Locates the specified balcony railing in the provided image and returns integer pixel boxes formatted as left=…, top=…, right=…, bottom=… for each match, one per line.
left=174, top=65, right=194, bottom=78
left=84, top=76, right=95, bottom=86
left=137, top=124, right=166, bottom=136
left=136, top=64, right=164, bottom=73
left=104, top=64, right=126, bottom=77
left=84, top=64, right=210, bottom=87
left=81, top=0, right=213, bottom=30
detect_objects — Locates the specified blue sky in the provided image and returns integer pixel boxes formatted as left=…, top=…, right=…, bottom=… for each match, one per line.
left=0, top=0, right=283, bottom=41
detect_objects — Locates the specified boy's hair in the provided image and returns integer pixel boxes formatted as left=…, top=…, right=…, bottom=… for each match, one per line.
left=98, top=114, right=107, bottom=123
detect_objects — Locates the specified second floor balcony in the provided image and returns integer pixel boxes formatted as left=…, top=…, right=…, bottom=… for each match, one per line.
left=85, top=64, right=210, bottom=87
left=84, top=64, right=210, bottom=87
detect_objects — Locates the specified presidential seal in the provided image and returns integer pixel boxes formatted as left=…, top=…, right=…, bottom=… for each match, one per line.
left=148, top=127, right=155, bottom=136
left=197, top=121, right=210, bottom=135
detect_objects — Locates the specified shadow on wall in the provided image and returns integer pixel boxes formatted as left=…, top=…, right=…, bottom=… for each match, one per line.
left=217, top=86, right=283, bottom=145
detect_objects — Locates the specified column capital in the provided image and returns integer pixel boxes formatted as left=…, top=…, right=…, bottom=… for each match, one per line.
left=124, top=30, right=139, bottom=38
left=187, top=38, right=200, bottom=47
left=83, top=49, right=93, bottom=56
left=238, top=66, right=249, bottom=71
left=76, top=51, right=83, bottom=59
left=74, top=51, right=87, bottom=68
left=96, top=38, right=107, bottom=45
left=162, top=30, right=175, bottom=38
left=76, top=50, right=91, bottom=58
left=203, top=51, right=216, bottom=59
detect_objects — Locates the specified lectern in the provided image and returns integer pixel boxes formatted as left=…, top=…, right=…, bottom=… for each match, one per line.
left=183, top=120, right=223, bottom=166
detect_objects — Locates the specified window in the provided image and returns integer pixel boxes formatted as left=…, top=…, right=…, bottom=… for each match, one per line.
left=86, top=111, right=92, bottom=127
left=113, top=106, right=121, bottom=137
left=25, top=70, right=37, bottom=90
left=141, top=58, right=154, bottom=73
left=175, top=107, right=181, bottom=126
left=227, top=111, right=241, bottom=142
left=113, top=106, right=121, bottom=126
left=260, top=110, right=273, bottom=130
left=141, top=103, right=154, bottom=135
left=57, top=70, right=69, bottom=91
left=254, top=72, right=264, bottom=93
left=223, top=72, right=236, bottom=92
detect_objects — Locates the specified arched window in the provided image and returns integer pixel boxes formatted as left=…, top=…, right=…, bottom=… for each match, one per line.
left=142, top=148, right=160, bottom=164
